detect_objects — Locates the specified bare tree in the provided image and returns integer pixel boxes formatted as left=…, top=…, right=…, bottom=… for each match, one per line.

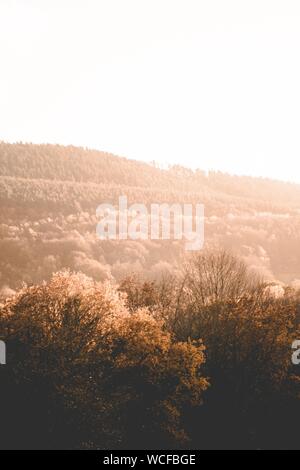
left=183, top=249, right=263, bottom=308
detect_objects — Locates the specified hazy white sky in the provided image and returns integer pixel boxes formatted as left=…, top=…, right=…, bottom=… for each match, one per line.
left=1, top=0, right=300, bottom=182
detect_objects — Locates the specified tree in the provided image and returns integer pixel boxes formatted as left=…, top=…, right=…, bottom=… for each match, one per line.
left=0, top=271, right=208, bottom=449
left=183, top=249, right=262, bottom=307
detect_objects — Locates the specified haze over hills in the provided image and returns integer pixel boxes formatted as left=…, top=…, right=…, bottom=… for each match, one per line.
left=1, top=141, right=300, bottom=295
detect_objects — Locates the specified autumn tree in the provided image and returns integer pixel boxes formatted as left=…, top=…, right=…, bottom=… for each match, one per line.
left=122, top=251, right=300, bottom=448
left=0, top=271, right=208, bottom=449
left=167, top=250, right=300, bottom=449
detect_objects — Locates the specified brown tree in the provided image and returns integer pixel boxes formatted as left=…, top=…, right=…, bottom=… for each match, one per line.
left=0, top=271, right=208, bottom=449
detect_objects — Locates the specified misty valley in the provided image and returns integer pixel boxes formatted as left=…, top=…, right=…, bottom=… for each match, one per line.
left=1, top=143, right=300, bottom=298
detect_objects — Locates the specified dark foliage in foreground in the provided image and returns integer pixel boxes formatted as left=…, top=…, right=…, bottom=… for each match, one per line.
left=1, top=251, right=300, bottom=449
left=0, top=271, right=207, bottom=449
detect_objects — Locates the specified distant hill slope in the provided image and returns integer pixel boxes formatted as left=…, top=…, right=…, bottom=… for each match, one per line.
left=1, top=142, right=300, bottom=208
left=1, top=141, right=300, bottom=292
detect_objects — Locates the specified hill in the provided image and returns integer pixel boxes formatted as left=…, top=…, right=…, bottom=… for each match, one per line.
left=1, top=142, right=300, bottom=293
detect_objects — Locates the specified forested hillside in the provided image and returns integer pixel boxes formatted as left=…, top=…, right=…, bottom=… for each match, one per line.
left=1, top=142, right=300, bottom=295
left=1, top=143, right=300, bottom=450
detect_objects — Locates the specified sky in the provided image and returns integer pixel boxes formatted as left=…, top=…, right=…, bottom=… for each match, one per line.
left=1, top=0, right=300, bottom=182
